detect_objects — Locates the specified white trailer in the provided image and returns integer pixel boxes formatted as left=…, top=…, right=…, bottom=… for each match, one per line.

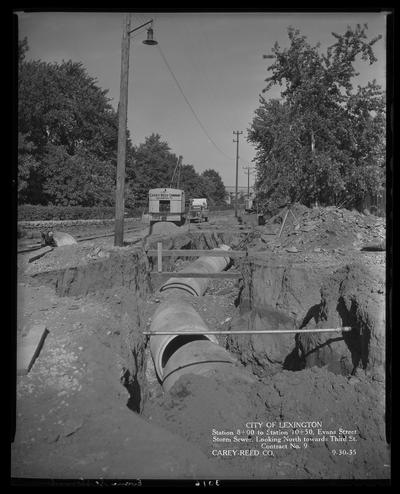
left=148, top=188, right=186, bottom=226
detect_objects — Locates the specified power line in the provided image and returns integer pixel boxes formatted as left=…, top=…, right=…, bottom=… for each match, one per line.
left=156, top=44, right=234, bottom=162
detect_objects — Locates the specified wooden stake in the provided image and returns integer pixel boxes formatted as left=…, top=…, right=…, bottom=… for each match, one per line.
left=151, top=271, right=241, bottom=278
left=289, top=208, right=298, bottom=223
left=157, top=242, right=162, bottom=273
left=146, top=249, right=247, bottom=258
left=278, top=208, right=290, bottom=237
left=17, top=324, right=49, bottom=375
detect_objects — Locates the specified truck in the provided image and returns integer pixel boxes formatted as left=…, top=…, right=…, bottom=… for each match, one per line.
left=188, top=198, right=209, bottom=223
left=148, top=188, right=186, bottom=226
left=244, top=198, right=255, bottom=213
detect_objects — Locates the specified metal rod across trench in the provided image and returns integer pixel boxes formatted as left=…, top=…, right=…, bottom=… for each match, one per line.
left=144, top=327, right=352, bottom=335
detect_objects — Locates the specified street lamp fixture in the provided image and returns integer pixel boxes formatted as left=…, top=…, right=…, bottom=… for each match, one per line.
left=114, top=15, right=158, bottom=247
left=143, top=26, right=158, bottom=45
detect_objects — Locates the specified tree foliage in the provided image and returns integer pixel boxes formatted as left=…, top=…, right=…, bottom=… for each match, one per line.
left=41, top=144, right=116, bottom=206
left=127, top=133, right=177, bottom=204
left=201, top=169, right=227, bottom=205
left=18, top=39, right=120, bottom=205
left=248, top=24, right=385, bottom=211
left=128, top=133, right=226, bottom=206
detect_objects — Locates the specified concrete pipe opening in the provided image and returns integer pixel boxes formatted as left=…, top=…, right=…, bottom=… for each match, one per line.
left=159, top=244, right=232, bottom=297
left=149, top=299, right=237, bottom=392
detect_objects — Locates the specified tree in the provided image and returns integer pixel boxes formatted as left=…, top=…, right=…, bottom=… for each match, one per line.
left=41, top=144, right=115, bottom=206
left=179, top=164, right=207, bottom=199
left=201, top=169, right=226, bottom=205
left=248, top=24, right=385, bottom=211
left=17, top=133, right=40, bottom=203
left=19, top=59, right=119, bottom=159
left=18, top=45, right=121, bottom=205
left=127, top=134, right=177, bottom=205
left=128, top=134, right=222, bottom=206
left=18, top=37, right=29, bottom=64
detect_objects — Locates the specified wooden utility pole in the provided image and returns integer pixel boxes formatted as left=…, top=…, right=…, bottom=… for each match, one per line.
left=176, top=155, right=183, bottom=189
left=233, top=130, right=243, bottom=218
left=114, top=16, right=156, bottom=246
left=114, top=14, right=131, bottom=247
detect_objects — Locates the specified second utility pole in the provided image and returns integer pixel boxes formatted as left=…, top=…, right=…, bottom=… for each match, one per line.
left=233, top=130, right=243, bottom=218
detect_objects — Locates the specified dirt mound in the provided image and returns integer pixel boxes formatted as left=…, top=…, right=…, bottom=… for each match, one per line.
left=150, top=221, right=185, bottom=237
left=143, top=371, right=266, bottom=453
left=22, top=244, right=95, bottom=275
left=253, top=205, right=385, bottom=253
left=143, top=366, right=389, bottom=479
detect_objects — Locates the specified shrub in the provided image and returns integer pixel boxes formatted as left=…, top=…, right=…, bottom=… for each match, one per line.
left=18, top=204, right=144, bottom=221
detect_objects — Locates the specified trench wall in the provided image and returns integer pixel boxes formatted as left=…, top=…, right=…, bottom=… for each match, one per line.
left=26, top=247, right=152, bottom=412
left=239, top=257, right=334, bottom=320
left=232, top=256, right=385, bottom=379
left=24, top=230, right=250, bottom=412
left=24, top=229, right=386, bottom=405
left=28, top=248, right=151, bottom=298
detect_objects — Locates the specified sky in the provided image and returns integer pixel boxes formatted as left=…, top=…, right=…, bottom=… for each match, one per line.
left=17, top=10, right=387, bottom=189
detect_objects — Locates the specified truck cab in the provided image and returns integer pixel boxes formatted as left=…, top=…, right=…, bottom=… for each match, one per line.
left=188, top=198, right=209, bottom=223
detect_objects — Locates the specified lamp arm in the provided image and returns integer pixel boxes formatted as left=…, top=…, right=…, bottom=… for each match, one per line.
left=128, top=19, right=153, bottom=35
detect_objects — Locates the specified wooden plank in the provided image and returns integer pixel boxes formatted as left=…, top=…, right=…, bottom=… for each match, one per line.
left=150, top=271, right=242, bottom=279
left=143, top=327, right=352, bottom=335
left=75, top=226, right=141, bottom=243
left=27, top=246, right=53, bottom=263
left=190, top=229, right=253, bottom=233
left=146, top=249, right=247, bottom=258
left=17, top=244, right=43, bottom=254
left=17, top=324, right=49, bottom=375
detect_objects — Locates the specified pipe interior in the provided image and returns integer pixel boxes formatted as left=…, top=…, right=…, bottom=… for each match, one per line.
left=161, top=334, right=210, bottom=369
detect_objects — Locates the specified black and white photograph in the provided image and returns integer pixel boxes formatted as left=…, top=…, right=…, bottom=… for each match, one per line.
left=12, top=9, right=391, bottom=485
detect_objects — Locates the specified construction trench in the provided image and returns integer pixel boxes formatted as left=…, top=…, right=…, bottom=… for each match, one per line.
left=14, top=215, right=389, bottom=480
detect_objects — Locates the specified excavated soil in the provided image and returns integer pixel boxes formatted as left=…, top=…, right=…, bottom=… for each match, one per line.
left=143, top=368, right=388, bottom=479
left=13, top=208, right=389, bottom=481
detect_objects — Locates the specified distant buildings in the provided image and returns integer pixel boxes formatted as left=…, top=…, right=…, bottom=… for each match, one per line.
left=224, top=185, right=254, bottom=205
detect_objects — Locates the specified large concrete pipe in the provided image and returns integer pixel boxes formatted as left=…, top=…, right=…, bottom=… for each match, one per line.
left=159, top=245, right=231, bottom=297
left=149, top=298, right=239, bottom=392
